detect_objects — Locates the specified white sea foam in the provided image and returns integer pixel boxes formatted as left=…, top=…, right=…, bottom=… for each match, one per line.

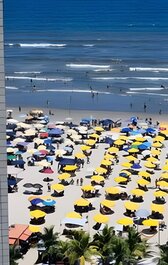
left=6, top=86, right=19, bottom=90
left=92, top=77, right=128, bottom=80
left=6, top=43, right=66, bottom=48
left=92, top=77, right=168, bottom=81
left=129, top=67, right=168, bottom=72
left=83, top=44, right=95, bottom=47
left=127, top=91, right=168, bottom=96
left=36, top=89, right=111, bottom=95
left=94, top=69, right=113, bottom=72
left=66, top=64, right=110, bottom=69
left=129, top=87, right=164, bottom=91
left=5, top=76, right=73, bottom=82
left=14, top=71, right=41, bottom=74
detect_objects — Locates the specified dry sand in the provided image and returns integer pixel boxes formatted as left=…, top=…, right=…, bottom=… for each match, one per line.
left=7, top=107, right=168, bottom=264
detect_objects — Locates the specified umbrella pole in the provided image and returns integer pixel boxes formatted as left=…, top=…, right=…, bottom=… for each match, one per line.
left=158, top=223, right=160, bottom=246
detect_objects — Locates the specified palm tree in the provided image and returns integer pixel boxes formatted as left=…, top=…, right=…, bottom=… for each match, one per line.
left=111, top=237, right=129, bottom=265
left=159, top=244, right=168, bottom=265
left=93, top=225, right=115, bottom=264
left=125, top=227, right=148, bottom=263
left=9, top=245, right=23, bottom=265
left=66, top=230, right=99, bottom=265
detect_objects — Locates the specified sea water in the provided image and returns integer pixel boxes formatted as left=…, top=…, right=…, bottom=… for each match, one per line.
left=4, top=0, right=168, bottom=113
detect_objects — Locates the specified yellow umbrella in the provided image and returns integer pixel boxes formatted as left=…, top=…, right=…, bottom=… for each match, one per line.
left=81, top=185, right=95, bottom=192
left=95, top=167, right=107, bottom=174
left=93, top=214, right=109, bottom=224
left=124, top=201, right=140, bottom=211
left=105, top=187, right=120, bottom=194
left=57, top=173, right=71, bottom=180
left=125, top=155, right=137, bottom=161
left=94, top=126, right=104, bottom=132
left=121, top=162, right=132, bottom=168
left=81, top=145, right=91, bottom=151
left=133, top=141, right=142, bottom=146
left=136, top=137, right=145, bottom=142
left=108, top=147, right=119, bottom=153
left=74, top=198, right=90, bottom=207
left=100, top=200, right=115, bottom=208
left=154, top=136, right=165, bottom=142
left=161, top=172, right=168, bottom=179
left=162, top=130, right=168, bottom=136
left=151, top=204, right=164, bottom=213
left=152, top=142, right=162, bottom=148
left=128, top=148, right=139, bottom=153
left=75, top=153, right=86, bottom=159
left=151, top=149, right=161, bottom=156
left=157, top=181, right=168, bottom=187
left=86, top=139, right=96, bottom=146
left=154, top=190, right=167, bottom=197
left=114, top=139, right=125, bottom=146
left=91, top=175, right=105, bottom=182
left=104, top=154, right=114, bottom=160
left=131, top=189, right=145, bottom=196
left=119, top=135, right=128, bottom=140
left=66, top=212, right=82, bottom=219
left=137, top=179, right=150, bottom=186
left=162, top=165, right=168, bottom=171
left=120, top=170, right=131, bottom=176
left=30, top=210, right=46, bottom=219
left=138, top=171, right=150, bottom=178
left=144, top=162, right=156, bottom=168
left=147, top=157, right=159, bottom=163
left=143, top=219, right=159, bottom=227
left=29, top=225, right=41, bottom=233
left=101, top=160, right=112, bottom=166
left=38, top=145, right=47, bottom=150
left=89, top=133, right=100, bottom=139
left=117, top=217, right=133, bottom=226
left=51, top=183, right=65, bottom=191
left=63, top=165, right=78, bottom=171
left=114, top=177, right=128, bottom=183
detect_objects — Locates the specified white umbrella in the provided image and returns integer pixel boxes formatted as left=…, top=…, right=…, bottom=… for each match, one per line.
left=142, top=150, right=151, bottom=157
left=7, top=119, right=19, bottom=124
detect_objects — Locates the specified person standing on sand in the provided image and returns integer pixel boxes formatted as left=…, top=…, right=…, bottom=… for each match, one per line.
left=19, top=106, right=21, bottom=112
left=47, top=182, right=51, bottom=192
left=144, top=103, right=147, bottom=112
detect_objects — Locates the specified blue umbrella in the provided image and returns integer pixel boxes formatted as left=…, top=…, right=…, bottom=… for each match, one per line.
left=121, top=128, right=132, bottom=133
left=138, top=144, right=148, bottom=150
left=42, top=199, right=56, bottom=206
left=146, top=128, right=156, bottom=133
left=64, top=146, right=73, bottom=152
left=119, top=172, right=128, bottom=177
left=11, top=159, right=25, bottom=165
left=136, top=209, right=150, bottom=218
left=48, top=128, right=63, bottom=136
left=131, top=163, right=141, bottom=169
left=44, top=138, right=52, bottom=145
left=30, top=198, right=43, bottom=205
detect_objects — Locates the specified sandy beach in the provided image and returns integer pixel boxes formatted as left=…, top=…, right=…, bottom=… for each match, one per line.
left=7, top=107, right=168, bottom=264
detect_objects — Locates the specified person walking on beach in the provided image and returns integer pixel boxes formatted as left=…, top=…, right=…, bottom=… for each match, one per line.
left=76, top=179, right=79, bottom=186
left=47, top=182, right=51, bottom=192
left=159, top=109, right=162, bottom=115
left=144, top=103, right=147, bottom=112
left=80, top=178, right=83, bottom=186
left=19, top=106, right=21, bottom=112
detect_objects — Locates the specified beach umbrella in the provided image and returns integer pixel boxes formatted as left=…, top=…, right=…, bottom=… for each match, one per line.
left=27, top=149, right=38, bottom=154
left=94, top=167, right=107, bottom=175
left=151, top=204, right=164, bottom=213
left=33, top=183, right=43, bottom=189
left=144, top=162, right=156, bottom=169
left=39, top=150, right=49, bottom=155
left=124, top=201, right=140, bottom=211
left=131, top=163, right=142, bottom=170
left=154, top=136, right=165, bottom=142
left=91, top=175, right=105, bottom=182
left=157, top=181, right=168, bottom=188
left=66, top=212, right=82, bottom=219
left=125, top=155, right=137, bottom=161
left=104, top=154, right=114, bottom=160
left=7, top=154, right=16, bottom=160
left=17, top=122, right=31, bottom=129
left=131, top=189, right=145, bottom=197
left=42, top=199, right=56, bottom=206
left=75, top=153, right=85, bottom=159
left=39, top=161, right=51, bottom=167
left=30, top=210, right=46, bottom=219
left=71, top=134, right=82, bottom=141
left=89, top=133, right=100, bottom=139
left=161, top=172, right=168, bottom=179
left=74, top=198, right=90, bottom=207
left=65, top=139, right=75, bottom=147
left=86, top=139, right=96, bottom=146
left=67, top=129, right=77, bottom=135
left=64, top=146, right=73, bottom=153
left=101, top=160, right=112, bottom=166
left=119, top=135, right=128, bottom=141
left=162, top=165, right=168, bottom=171
left=13, top=137, right=25, bottom=143
left=120, top=127, right=132, bottom=133
left=114, top=177, right=128, bottom=183
left=152, top=142, right=162, bottom=148
left=117, top=217, right=133, bottom=226
left=143, top=219, right=159, bottom=227
left=81, top=185, right=95, bottom=192
left=114, top=139, right=125, bottom=146
left=57, top=173, right=71, bottom=180
left=128, top=148, right=139, bottom=153
left=135, top=209, right=150, bottom=219
left=81, top=145, right=91, bottom=151
left=120, top=170, right=131, bottom=176
left=23, top=183, right=34, bottom=188
left=137, top=179, right=150, bottom=186
left=138, top=144, right=148, bottom=150
left=38, top=145, right=47, bottom=151
left=51, top=183, right=65, bottom=191
left=93, top=214, right=109, bottom=224
left=142, top=150, right=151, bottom=157
left=94, top=126, right=104, bottom=132
left=108, top=147, right=119, bottom=153
left=29, top=225, right=41, bottom=233
left=30, top=198, right=43, bottom=205
left=100, top=200, right=115, bottom=208
left=28, top=195, right=39, bottom=202
left=55, top=149, right=66, bottom=156
left=7, top=147, right=14, bottom=153
left=63, top=165, right=78, bottom=171
left=154, top=190, right=167, bottom=197
left=147, top=157, right=159, bottom=163
left=105, top=187, right=120, bottom=195
left=121, top=162, right=132, bottom=168
left=34, top=138, right=44, bottom=144
left=24, top=129, right=36, bottom=136
left=136, top=137, right=145, bottom=142
left=151, top=149, right=161, bottom=156
left=138, top=171, right=150, bottom=178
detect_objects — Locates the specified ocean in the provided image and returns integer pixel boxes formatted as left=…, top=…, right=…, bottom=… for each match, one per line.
left=4, top=0, right=168, bottom=113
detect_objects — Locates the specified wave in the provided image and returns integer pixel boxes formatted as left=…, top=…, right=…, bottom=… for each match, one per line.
left=6, top=43, right=66, bottom=48
left=129, top=87, right=164, bottom=91
left=14, top=71, right=41, bottom=74
left=6, top=86, right=19, bottom=90
left=129, top=67, right=168, bottom=72
left=66, top=64, right=111, bottom=69
left=35, top=89, right=111, bottom=95
left=5, top=76, right=73, bottom=82
left=83, top=44, right=94, bottom=47
left=92, top=77, right=168, bottom=81
left=94, top=69, right=113, bottom=72
left=127, top=91, right=168, bottom=96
